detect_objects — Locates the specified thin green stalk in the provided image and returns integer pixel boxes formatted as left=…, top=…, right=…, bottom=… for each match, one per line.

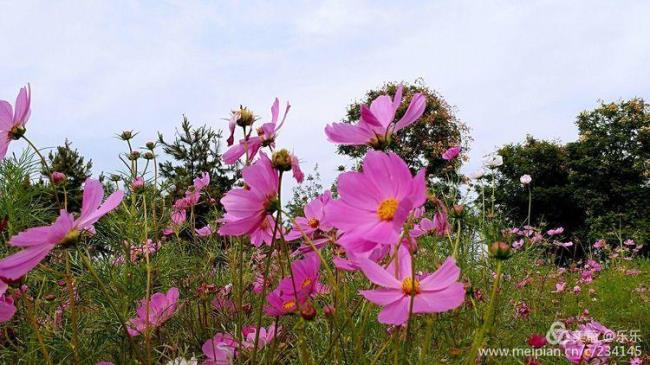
left=251, top=172, right=284, bottom=364
left=64, top=253, right=81, bottom=364
left=467, top=261, right=503, bottom=364
left=25, top=298, right=52, bottom=365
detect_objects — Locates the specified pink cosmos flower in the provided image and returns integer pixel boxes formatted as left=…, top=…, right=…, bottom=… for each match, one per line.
left=585, top=259, right=602, bottom=272
left=326, top=151, right=426, bottom=245
left=624, top=239, right=636, bottom=246
left=560, top=321, right=613, bottom=364
left=219, top=153, right=279, bottom=242
left=553, top=282, right=567, bottom=293
left=441, top=146, right=461, bottom=161
left=202, top=333, right=237, bottom=365
left=593, top=239, right=605, bottom=249
left=333, top=235, right=390, bottom=272
left=357, top=246, right=464, bottom=325
left=286, top=191, right=333, bottom=242
left=194, top=172, right=210, bottom=191
left=0, top=281, right=16, bottom=322
left=276, top=253, right=322, bottom=300
left=0, top=179, right=124, bottom=280
left=195, top=225, right=213, bottom=237
left=127, top=287, right=179, bottom=336
left=223, top=98, right=290, bottom=165
left=0, top=84, right=31, bottom=160
left=264, top=285, right=303, bottom=317
left=242, top=324, right=278, bottom=349
left=325, top=85, right=426, bottom=147
left=547, top=227, right=564, bottom=236
left=512, top=239, right=524, bottom=250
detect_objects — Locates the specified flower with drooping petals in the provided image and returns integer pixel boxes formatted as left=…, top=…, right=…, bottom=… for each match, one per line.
left=127, top=287, right=179, bottom=336
left=219, top=153, right=279, bottom=243
left=223, top=98, right=290, bottom=164
left=326, top=151, right=426, bottom=245
left=202, top=333, right=237, bottom=365
left=325, top=84, right=426, bottom=148
left=357, top=246, right=464, bottom=325
left=291, top=154, right=304, bottom=183
left=0, top=84, right=31, bottom=160
left=442, top=146, right=461, bottom=161
left=0, top=178, right=124, bottom=280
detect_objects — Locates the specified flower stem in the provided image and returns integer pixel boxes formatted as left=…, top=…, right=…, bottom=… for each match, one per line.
left=467, top=260, right=502, bottom=364
left=64, top=253, right=81, bottom=364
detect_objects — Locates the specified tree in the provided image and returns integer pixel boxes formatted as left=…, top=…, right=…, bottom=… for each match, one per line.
left=158, top=116, right=237, bottom=220
left=567, top=99, right=650, bottom=243
left=43, top=139, right=93, bottom=211
left=493, top=99, right=650, bottom=246
left=337, top=79, right=470, bottom=176
left=494, top=136, right=584, bottom=232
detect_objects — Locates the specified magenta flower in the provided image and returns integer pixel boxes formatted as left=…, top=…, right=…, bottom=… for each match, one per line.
left=357, top=246, right=464, bottom=325
left=242, top=324, right=278, bottom=349
left=326, top=151, right=426, bottom=245
left=0, top=84, right=31, bottom=160
left=441, top=146, right=461, bottom=161
left=560, top=321, right=613, bottom=364
left=0, top=281, right=16, bottom=322
left=127, top=287, right=179, bottom=336
left=223, top=98, right=290, bottom=165
left=593, top=239, right=605, bottom=249
left=202, top=333, right=237, bottom=365
left=219, top=153, right=279, bottom=242
left=264, top=286, right=303, bottom=317
left=325, top=85, right=426, bottom=147
left=195, top=225, right=213, bottom=237
left=277, top=253, right=322, bottom=299
left=194, top=172, right=210, bottom=191
left=0, top=179, right=124, bottom=280
left=286, top=191, right=333, bottom=241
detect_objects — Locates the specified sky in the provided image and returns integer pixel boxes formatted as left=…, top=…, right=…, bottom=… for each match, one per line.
left=2, top=0, right=650, bottom=196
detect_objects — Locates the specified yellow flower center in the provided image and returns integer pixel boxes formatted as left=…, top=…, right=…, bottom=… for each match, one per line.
left=60, top=229, right=80, bottom=246
left=401, top=277, right=421, bottom=295
left=282, top=300, right=296, bottom=311
left=302, top=278, right=312, bottom=288
left=308, top=218, right=319, bottom=228
left=377, top=198, right=399, bottom=221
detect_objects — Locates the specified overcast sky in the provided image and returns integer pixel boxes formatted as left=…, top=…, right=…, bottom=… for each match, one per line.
left=2, top=0, right=649, bottom=195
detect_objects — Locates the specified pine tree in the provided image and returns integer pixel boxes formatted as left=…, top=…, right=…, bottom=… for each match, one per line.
left=158, top=116, right=237, bottom=222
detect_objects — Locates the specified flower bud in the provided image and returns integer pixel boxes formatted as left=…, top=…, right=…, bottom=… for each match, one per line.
left=110, top=174, right=121, bottom=182
left=489, top=241, right=512, bottom=260
left=452, top=204, right=464, bottom=217
left=300, top=302, right=317, bottom=321
left=236, top=107, right=255, bottom=127
left=128, top=151, right=141, bottom=161
left=51, top=171, right=66, bottom=184
left=271, top=149, right=293, bottom=172
left=10, top=126, right=26, bottom=140
left=323, top=304, right=335, bottom=318
left=119, top=130, right=134, bottom=141
left=145, top=141, right=156, bottom=150
left=143, top=151, right=155, bottom=160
